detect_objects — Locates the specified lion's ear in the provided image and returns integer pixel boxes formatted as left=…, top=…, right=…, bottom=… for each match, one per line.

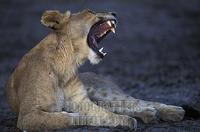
left=41, top=10, right=66, bottom=30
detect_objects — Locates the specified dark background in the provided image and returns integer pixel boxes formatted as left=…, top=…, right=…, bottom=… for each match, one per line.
left=0, top=0, right=200, bottom=131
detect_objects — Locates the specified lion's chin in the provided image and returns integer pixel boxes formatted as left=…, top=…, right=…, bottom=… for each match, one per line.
left=88, top=49, right=102, bottom=64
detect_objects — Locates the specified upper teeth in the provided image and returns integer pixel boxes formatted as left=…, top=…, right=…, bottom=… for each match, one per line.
left=106, top=20, right=116, bottom=33
left=107, top=21, right=112, bottom=27
left=111, top=28, right=115, bottom=33
left=107, top=20, right=116, bottom=28
left=111, top=20, right=115, bottom=24
left=99, top=31, right=107, bottom=37
left=111, top=20, right=116, bottom=28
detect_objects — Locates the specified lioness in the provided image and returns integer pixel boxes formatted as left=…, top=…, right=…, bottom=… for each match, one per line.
left=6, top=9, right=184, bottom=131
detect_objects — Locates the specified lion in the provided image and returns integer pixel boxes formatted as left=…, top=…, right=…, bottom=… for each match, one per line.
left=6, top=9, right=185, bottom=131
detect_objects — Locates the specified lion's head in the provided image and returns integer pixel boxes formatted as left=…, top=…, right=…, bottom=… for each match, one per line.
left=41, top=9, right=117, bottom=64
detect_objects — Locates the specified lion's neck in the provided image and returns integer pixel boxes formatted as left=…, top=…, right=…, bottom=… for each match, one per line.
left=54, top=33, right=85, bottom=79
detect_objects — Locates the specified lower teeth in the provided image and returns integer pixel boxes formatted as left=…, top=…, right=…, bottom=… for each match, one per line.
left=98, top=47, right=107, bottom=56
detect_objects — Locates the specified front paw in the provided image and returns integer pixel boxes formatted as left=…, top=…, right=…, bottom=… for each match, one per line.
left=117, top=115, right=137, bottom=131
left=157, top=104, right=185, bottom=121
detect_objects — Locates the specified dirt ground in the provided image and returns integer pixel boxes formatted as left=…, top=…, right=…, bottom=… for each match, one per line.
left=0, top=0, right=200, bottom=131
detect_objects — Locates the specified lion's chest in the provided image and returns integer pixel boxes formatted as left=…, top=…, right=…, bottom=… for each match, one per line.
left=54, top=87, right=65, bottom=111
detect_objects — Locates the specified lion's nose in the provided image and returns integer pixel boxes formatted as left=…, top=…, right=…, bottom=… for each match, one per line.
left=111, top=12, right=117, bottom=17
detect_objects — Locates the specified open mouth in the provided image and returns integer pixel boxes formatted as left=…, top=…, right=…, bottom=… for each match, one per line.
left=87, top=19, right=117, bottom=58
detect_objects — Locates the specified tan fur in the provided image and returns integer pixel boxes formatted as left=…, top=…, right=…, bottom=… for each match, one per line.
left=6, top=9, right=137, bottom=131
left=6, top=9, right=184, bottom=131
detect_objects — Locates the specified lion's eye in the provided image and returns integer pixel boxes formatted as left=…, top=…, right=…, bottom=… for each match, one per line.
left=87, top=10, right=96, bottom=14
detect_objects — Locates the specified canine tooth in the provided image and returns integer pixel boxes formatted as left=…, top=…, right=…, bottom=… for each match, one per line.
left=111, top=20, right=116, bottom=28
left=107, top=21, right=112, bottom=27
left=111, top=28, right=115, bottom=33
left=99, top=47, right=104, bottom=52
left=111, top=20, right=115, bottom=24
left=103, top=52, right=107, bottom=56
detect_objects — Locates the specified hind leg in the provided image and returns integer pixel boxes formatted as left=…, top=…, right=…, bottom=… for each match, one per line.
left=80, top=72, right=185, bottom=123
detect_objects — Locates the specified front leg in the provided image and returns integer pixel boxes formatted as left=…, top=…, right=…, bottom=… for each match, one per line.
left=63, top=75, right=137, bottom=130
left=108, top=97, right=185, bottom=123
left=80, top=72, right=185, bottom=123
left=137, top=98, right=185, bottom=122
